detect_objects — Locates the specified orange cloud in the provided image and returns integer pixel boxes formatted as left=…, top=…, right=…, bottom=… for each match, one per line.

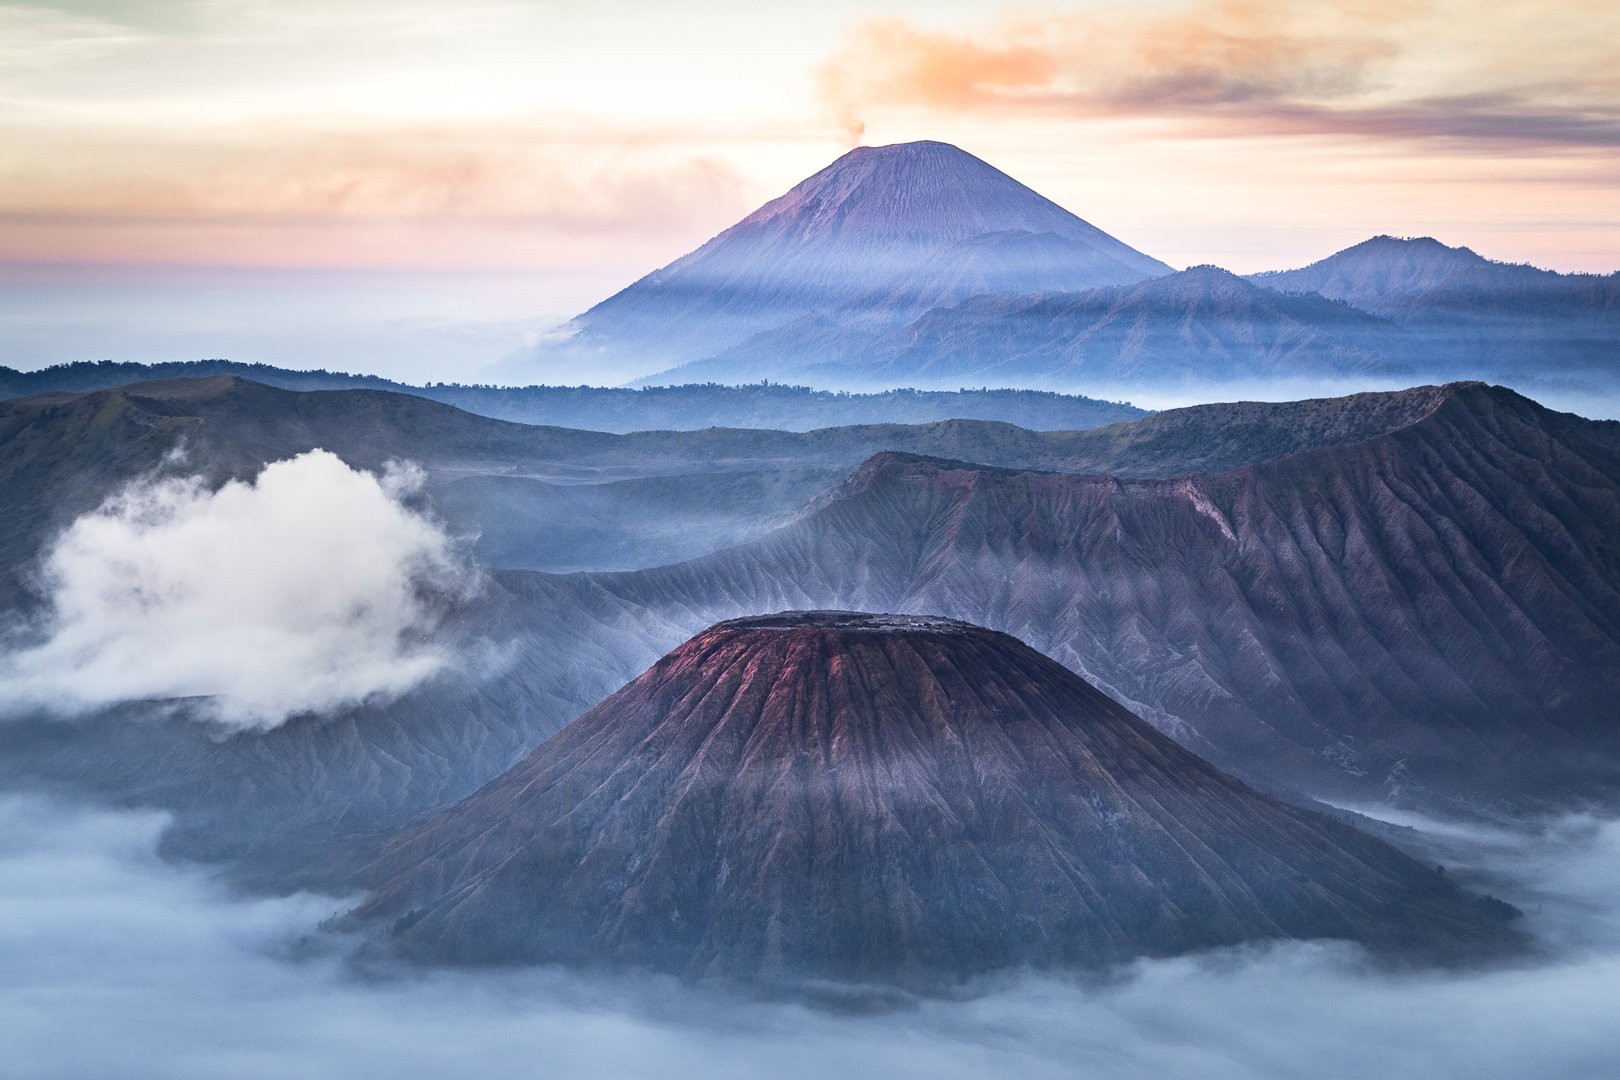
left=817, top=0, right=1620, bottom=147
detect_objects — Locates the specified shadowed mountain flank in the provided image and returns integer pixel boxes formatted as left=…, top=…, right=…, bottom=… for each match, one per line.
left=351, top=613, right=1517, bottom=989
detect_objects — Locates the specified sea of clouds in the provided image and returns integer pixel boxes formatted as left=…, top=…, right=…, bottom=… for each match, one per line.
left=2, top=791, right=1617, bottom=1080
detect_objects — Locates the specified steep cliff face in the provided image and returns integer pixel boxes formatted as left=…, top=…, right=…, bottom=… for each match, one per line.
left=352, top=613, right=1514, bottom=988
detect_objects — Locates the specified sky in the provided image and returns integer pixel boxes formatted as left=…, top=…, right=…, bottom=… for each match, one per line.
left=1, top=0, right=1616, bottom=379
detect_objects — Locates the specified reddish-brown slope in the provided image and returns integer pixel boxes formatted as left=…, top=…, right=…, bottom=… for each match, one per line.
left=352, top=613, right=1514, bottom=988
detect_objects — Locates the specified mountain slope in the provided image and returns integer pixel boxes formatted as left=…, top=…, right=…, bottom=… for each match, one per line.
left=647, top=235, right=1618, bottom=396
left=1252, top=237, right=1620, bottom=385
left=2, top=378, right=1490, bottom=870
left=1252, top=235, right=1572, bottom=312
left=501, top=141, right=1168, bottom=383
left=351, top=612, right=1514, bottom=987
left=839, top=265, right=1407, bottom=388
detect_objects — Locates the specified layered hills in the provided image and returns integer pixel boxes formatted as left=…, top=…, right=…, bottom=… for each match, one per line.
left=660, top=249, right=1616, bottom=395
left=352, top=612, right=1515, bottom=987
left=1252, top=235, right=1620, bottom=316
left=0, top=375, right=1449, bottom=593
left=0, top=360, right=1146, bottom=433
left=841, top=265, right=1406, bottom=388
left=0, top=375, right=1131, bottom=595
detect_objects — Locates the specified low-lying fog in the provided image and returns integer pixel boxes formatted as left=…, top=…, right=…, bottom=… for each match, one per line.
left=4, top=793, right=1617, bottom=1080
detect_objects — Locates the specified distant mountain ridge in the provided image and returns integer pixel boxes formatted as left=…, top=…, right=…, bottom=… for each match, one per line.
left=0, top=360, right=1144, bottom=433
left=801, top=265, right=1408, bottom=388
left=647, top=246, right=1618, bottom=394
left=1250, top=236, right=1620, bottom=382
left=1251, top=234, right=1618, bottom=313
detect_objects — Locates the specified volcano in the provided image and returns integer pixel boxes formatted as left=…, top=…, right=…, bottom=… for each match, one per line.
left=496, top=141, right=1169, bottom=384
left=352, top=612, right=1513, bottom=988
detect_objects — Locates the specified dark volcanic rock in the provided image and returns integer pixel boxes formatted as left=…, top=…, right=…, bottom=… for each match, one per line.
left=352, top=612, right=1514, bottom=989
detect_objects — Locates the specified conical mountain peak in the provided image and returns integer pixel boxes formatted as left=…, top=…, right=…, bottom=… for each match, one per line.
left=711, top=139, right=1167, bottom=268
left=350, top=611, right=1517, bottom=989
left=498, top=142, right=1170, bottom=384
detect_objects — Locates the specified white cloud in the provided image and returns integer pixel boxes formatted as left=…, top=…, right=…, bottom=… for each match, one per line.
left=0, top=449, right=475, bottom=731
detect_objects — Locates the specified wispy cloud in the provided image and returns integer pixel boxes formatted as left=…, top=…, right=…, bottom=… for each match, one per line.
left=1, top=0, right=1613, bottom=280
left=0, top=125, right=748, bottom=223
left=0, top=0, right=774, bottom=270
left=816, top=0, right=1620, bottom=148
left=0, top=5, right=149, bottom=73
left=0, top=122, right=750, bottom=267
